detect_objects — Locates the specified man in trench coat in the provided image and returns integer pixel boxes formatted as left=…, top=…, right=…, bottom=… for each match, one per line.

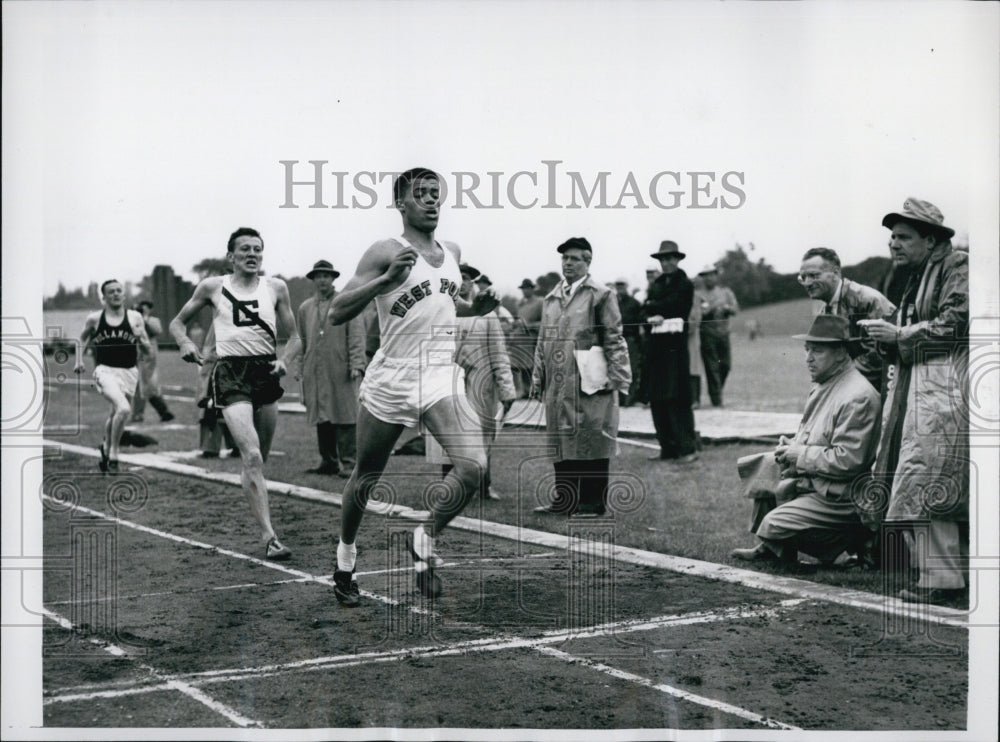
left=296, top=260, right=367, bottom=476
left=530, top=237, right=631, bottom=516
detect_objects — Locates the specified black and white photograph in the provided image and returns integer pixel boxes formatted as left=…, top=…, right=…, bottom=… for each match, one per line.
left=2, top=1, right=998, bottom=739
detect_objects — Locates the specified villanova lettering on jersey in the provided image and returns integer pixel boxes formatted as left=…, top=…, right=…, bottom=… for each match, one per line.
left=389, top=278, right=459, bottom=318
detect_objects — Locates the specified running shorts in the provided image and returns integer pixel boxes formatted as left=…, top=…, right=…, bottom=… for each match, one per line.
left=213, top=355, right=284, bottom=409
left=359, top=351, right=465, bottom=428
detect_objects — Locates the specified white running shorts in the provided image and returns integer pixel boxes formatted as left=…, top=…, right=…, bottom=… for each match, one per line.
left=359, top=351, right=465, bottom=428
left=93, top=364, right=140, bottom=402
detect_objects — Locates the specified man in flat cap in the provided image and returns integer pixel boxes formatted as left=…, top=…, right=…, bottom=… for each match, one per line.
left=613, top=278, right=643, bottom=407
left=861, top=198, right=969, bottom=605
left=531, top=237, right=631, bottom=516
left=697, top=265, right=739, bottom=408
left=731, top=315, right=880, bottom=567
left=642, top=241, right=699, bottom=463
left=296, top=259, right=366, bottom=476
left=797, top=247, right=895, bottom=392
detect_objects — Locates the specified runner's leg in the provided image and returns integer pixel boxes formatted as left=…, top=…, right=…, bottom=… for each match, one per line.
left=253, top=402, right=279, bottom=462
left=98, top=375, right=133, bottom=461
left=422, top=395, right=488, bottom=536
left=339, top=406, right=404, bottom=545
left=222, top=401, right=277, bottom=543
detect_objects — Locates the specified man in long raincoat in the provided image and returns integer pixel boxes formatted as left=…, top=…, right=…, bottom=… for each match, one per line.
left=297, top=259, right=367, bottom=476
left=531, top=237, right=631, bottom=517
left=860, top=198, right=969, bottom=605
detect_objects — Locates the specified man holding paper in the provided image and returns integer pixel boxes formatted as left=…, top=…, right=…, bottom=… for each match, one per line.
left=530, top=237, right=631, bottom=516
left=642, top=240, right=699, bottom=463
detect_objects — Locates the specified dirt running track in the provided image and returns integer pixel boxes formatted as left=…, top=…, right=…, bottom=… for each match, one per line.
left=38, top=449, right=969, bottom=733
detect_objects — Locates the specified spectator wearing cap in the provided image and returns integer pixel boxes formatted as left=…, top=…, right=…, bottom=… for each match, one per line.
left=614, top=278, right=643, bottom=407
left=634, top=261, right=662, bottom=405
left=862, top=198, right=969, bottom=605
left=642, top=241, right=699, bottom=463
left=798, top=247, right=895, bottom=392
left=296, top=260, right=366, bottom=476
left=531, top=237, right=631, bottom=516
left=475, top=273, right=515, bottom=331
left=511, top=278, right=544, bottom=398
left=688, top=272, right=709, bottom=408
left=697, top=266, right=739, bottom=407
left=427, top=263, right=516, bottom=500
left=731, top=314, right=881, bottom=568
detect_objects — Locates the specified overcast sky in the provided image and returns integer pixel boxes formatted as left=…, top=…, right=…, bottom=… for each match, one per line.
left=4, top=1, right=998, bottom=301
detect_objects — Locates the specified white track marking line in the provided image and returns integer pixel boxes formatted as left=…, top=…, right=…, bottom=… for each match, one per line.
left=44, top=439, right=969, bottom=629
left=535, top=645, right=799, bottom=730
left=39, top=492, right=428, bottom=615
left=47, top=599, right=805, bottom=731
left=40, top=607, right=262, bottom=728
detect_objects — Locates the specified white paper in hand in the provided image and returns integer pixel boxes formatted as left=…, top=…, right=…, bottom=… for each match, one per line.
left=574, top=345, right=609, bottom=394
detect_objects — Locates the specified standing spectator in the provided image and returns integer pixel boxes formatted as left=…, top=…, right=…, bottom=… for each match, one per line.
left=196, top=322, right=239, bottom=458
left=642, top=241, right=699, bottom=463
left=296, top=259, right=366, bottom=477
left=689, top=273, right=709, bottom=408
left=130, top=300, right=175, bottom=423
left=698, top=267, right=739, bottom=407
left=798, top=247, right=895, bottom=391
left=427, top=263, right=516, bottom=500
left=475, top=273, right=515, bottom=332
left=74, top=279, right=153, bottom=473
left=730, top=315, right=880, bottom=567
left=635, top=261, right=662, bottom=405
left=861, top=198, right=968, bottom=605
left=531, top=237, right=631, bottom=516
left=511, top=278, right=543, bottom=398
left=614, top=278, right=643, bottom=407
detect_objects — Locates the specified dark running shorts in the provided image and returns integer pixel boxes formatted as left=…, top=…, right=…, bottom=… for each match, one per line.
left=213, top=355, right=284, bottom=409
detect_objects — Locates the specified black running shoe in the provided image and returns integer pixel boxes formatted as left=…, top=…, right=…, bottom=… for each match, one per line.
left=107, top=460, right=119, bottom=474
left=98, top=443, right=109, bottom=473
left=333, top=569, right=360, bottom=607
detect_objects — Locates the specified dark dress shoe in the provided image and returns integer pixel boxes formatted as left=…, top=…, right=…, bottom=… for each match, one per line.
left=306, top=463, right=340, bottom=475
left=533, top=504, right=569, bottom=515
left=899, top=587, right=964, bottom=605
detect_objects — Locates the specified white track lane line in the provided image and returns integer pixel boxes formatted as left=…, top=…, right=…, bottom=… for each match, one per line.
left=534, top=645, right=798, bottom=730
left=46, top=600, right=804, bottom=731
left=40, top=493, right=427, bottom=614
left=44, top=439, right=969, bottom=628
left=40, top=607, right=262, bottom=728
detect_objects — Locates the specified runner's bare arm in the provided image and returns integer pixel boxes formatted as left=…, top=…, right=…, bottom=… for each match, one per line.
left=272, top=278, right=301, bottom=377
left=169, top=278, right=221, bottom=365
left=129, top=311, right=154, bottom=356
left=330, top=241, right=418, bottom=325
left=74, top=312, right=100, bottom=373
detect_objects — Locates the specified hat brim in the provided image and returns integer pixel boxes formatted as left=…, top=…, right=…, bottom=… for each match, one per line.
left=460, top=269, right=481, bottom=280
left=307, top=269, right=340, bottom=279
left=791, top=333, right=863, bottom=344
left=651, top=251, right=686, bottom=260
left=881, top=213, right=956, bottom=239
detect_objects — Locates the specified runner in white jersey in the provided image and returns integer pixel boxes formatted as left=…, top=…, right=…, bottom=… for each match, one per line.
left=329, top=167, right=501, bottom=605
left=170, top=227, right=302, bottom=561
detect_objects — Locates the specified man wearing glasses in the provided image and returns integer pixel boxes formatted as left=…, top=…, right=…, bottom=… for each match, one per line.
left=798, top=247, right=895, bottom=392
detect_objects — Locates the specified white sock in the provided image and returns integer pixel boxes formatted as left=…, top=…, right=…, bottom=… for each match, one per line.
left=413, top=525, right=435, bottom=571
left=337, top=540, right=357, bottom=573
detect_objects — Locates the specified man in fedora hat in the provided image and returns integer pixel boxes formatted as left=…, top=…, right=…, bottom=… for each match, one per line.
left=860, top=197, right=969, bottom=605
left=641, top=241, right=699, bottom=462
left=731, top=314, right=881, bottom=568
left=797, top=247, right=895, bottom=391
left=697, top=265, right=739, bottom=407
left=296, top=260, right=366, bottom=476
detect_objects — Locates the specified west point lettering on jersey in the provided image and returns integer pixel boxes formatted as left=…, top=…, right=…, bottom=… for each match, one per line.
left=389, top=277, right=460, bottom=318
